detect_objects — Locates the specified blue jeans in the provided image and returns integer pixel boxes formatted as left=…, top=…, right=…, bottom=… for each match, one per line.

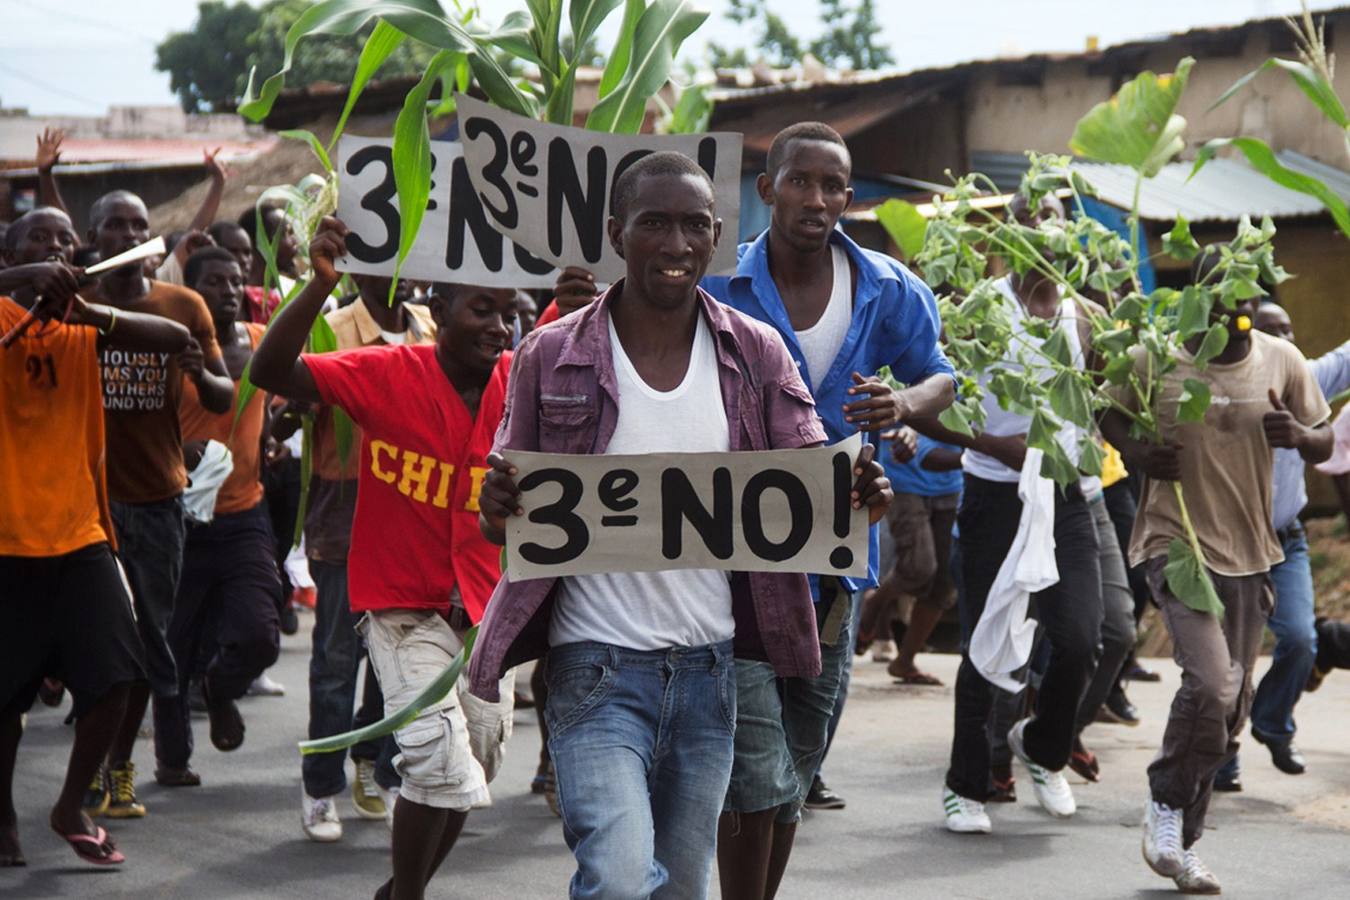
left=1251, top=525, right=1317, bottom=740
left=818, top=588, right=862, bottom=781
left=546, top=640, right=736, bottom=900
left=302, top=559, right=399, bottom=797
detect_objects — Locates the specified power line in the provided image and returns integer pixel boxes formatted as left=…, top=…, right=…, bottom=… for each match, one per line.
left=0, top=60, right=104, bottom=110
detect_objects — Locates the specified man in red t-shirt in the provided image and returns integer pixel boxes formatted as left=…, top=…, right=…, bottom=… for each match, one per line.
left=251, top=217, right=519, bottom=900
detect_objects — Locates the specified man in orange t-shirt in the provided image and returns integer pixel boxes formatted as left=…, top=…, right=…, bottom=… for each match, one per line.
left=0, top=208, right=190, bottom=868
left=86, top=190, right=237, bottom=819
left=151, top=247, right=282, bottom=787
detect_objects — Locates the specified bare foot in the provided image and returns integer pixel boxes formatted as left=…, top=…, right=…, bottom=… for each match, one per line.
left=0, top=813, right=24, bottom=866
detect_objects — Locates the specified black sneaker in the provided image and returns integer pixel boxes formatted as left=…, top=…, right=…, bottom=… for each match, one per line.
left=1213, top=769, right=1242, bottom=792
left=804, top=776, right=846, bottom=810
left=279, top=601, right=299, bottom=637
left=1100, top=689, right=1140, bottom=726
left=1252, top=730, right=1306, bottom=775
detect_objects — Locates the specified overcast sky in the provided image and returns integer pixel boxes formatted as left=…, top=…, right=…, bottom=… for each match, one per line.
left=1, top=0, right=1341, bottom=116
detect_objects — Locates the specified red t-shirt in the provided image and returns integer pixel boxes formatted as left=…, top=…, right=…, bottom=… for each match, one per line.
left=303, top=343, right=511, bottom=621
left=535, top=299, right=562, bottom=327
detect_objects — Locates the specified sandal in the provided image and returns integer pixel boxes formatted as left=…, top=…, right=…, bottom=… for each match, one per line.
left=52, top=824, right=124, bottom=866
left=1069, top=738, right=1100, bottom=782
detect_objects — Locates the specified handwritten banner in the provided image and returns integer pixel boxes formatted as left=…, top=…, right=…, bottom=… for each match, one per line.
left=504, top=435, right=867, bottom=581
left=335, top=135, right=561, bottom=288
left=455, top=94, right=743, bottom=282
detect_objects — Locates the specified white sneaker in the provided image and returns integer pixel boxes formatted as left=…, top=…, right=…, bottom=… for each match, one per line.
left=871, top=640, right=897, bottom=663
left=1174, top=849, right=1221, bottom=894
left=942, top=786, right=991, bottom=833
left=248, top=674, right=286, bottom=696
left=1007, top=718, right=1075, bottom=818
left=302, top=792, right=342, bottom=842
left=1142, top=799, right=1185, bottom=878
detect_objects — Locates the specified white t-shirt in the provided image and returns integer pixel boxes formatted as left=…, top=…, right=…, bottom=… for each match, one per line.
left=793, top=243, right=851, bottom=389
left=963, top=277, right=1085, bottom=483
left=550, top=313, right=735, bottom=650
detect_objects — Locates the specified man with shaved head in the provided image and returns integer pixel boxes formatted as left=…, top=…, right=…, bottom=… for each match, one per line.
left=1, top=207, right=190, bottom=868
left=83, top=189, right=235, bottom=820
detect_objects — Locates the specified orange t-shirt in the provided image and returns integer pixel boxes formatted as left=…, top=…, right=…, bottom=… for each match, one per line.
left=179, top=323, right=266, bottom=515
left=100, top=280, right=222, bottom=503
left=0, top=296, right=112, bottom=556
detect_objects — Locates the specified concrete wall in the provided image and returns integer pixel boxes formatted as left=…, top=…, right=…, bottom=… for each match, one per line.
left=965, top=17, right=1350, bottom=167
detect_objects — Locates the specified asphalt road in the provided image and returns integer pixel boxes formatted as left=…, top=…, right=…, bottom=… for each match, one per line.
left=8, top=613, right=1350, bottom=899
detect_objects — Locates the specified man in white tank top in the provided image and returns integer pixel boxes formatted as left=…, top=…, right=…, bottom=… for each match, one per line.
left=911, top=193, right=1107, bottom=835
left=476, top=153, right=892, bottom=900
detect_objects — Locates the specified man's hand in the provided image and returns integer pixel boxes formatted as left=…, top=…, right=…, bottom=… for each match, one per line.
left=479, top=452, right=523, bottom=544
left=264, top=436, right=292, bottom=466
left=554, top=266, right=598, bottom=314
left=844, top=373, right=909, bottom=432
left=179, top=337, right=206, bottom=384
left=203, top=147, right=227, bottom=184
left=1263, top=389, right=1306, bottom=450
left=850, top=443, right=893, bottom=525
left=179, top=229, right=215, bottom=258
left=1129, top=440, right=1183, bottom=481
left=980, top=432, right=1028, bottom=473
left=883, top=426, right=918, bottom=464
left=308, top=217, right=349, bottom=290
left=36, top=127, right=64, bottom=172
left=6, top=261, right=83, bottom=307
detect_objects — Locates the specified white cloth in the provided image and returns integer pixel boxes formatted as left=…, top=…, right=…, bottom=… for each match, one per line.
left=968, top=447, right=1060, bottom=692
left=1316, top=404, right=1350, bottom=477
left=182, top=440, right=232, bottom=524
left=552, top=313, right=735, bottom=650
left=964, top=279, right=1085, bottom=483
left=1274, top=339, right=1350, bottom=525
left=793, top=243, right=852, bottom=390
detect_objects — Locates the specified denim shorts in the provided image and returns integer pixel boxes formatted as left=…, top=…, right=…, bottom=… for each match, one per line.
left=724, top=586, right=854, bottom=822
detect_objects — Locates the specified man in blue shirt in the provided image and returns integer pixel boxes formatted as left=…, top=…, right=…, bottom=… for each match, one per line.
left=1215, top=301, right=1350, bottom=789
left=549, top=122, right=953, bottom=898
left=703, top=122, right=953, bottom=898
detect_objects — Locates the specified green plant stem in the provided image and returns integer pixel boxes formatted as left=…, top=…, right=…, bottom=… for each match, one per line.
left=1170, top=480, right=1210, bottom=571
left=1128, top=173, right=1144, bottom=295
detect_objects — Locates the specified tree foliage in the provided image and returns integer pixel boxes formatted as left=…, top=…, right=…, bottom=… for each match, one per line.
left=707, top=0, right=893, bottom=71
left=154, top=1, right=261, bottom=113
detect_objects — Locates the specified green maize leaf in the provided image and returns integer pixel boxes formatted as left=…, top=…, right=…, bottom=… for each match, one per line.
left=328, top=19, right=407, bottom=155
left=1068, top=57, right=1193, bottom=177
left=665, top=83, right=711, bottom=134
left=1176, top=377, right=1211, bottom=423
left=874, top=199, right=929, bottom=262
left=301, top=627, right=478, bottom=754
left=598, top=0, right=645, bottom=100
left=1162, top=215, right=1200, bottom=262
left=493, top=10, right=545, bottom=70
left=1191, top=137, right=1350, bottom=239
left=1193, top=322, right=1229, bottom=368
left=1209, top=57, right=1349, bottom=129
left=389, top=51, right=459, bottom=301
left=544, top=60, right=581, bottom=125
left=571, top=0, right=625, bottom=54
left=1164, top=537, right=1224, bottom=617
left=586, top=0, right=707, bottom=134
left=293, top=414, right=314, bottom=548
left=278, top=129, right=333, bottom=174
left=238, top=0, right=449, bottom=122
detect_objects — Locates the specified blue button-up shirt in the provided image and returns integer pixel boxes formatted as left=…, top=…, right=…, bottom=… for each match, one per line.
left=1272, top=338, right=1350, bottom=531
left=703, top=228, right=955, bottom=592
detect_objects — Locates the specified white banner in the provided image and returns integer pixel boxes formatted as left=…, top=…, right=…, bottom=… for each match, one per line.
left=335, top=135, right=561, bottom=288
left=504, top=435, right=868, bottom=581
left=455, top=94, right=743, bottom=282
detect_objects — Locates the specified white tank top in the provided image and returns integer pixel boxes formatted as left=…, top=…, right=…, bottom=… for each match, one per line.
left=551, top=313, right=736, bottom=650
left=963, top=277, right=1085, bottom=483
left=793, top=243, right=851, bottom=389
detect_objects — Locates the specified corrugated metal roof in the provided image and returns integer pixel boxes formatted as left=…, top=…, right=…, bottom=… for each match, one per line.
left=1070, top=151, right=1350, bottom=222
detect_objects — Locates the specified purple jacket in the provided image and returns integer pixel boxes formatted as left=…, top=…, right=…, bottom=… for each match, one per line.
left=467, top=284, right=828, bottom=701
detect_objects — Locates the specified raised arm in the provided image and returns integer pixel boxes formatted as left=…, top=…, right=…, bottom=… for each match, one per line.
left=172, top=149, right=229, bottom=270
left=35, top=128, right=69, bottom=216
left=250, top=217, right=346, bottom=404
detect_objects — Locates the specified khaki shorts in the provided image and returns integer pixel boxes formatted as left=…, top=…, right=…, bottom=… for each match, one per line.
left=360, top=609, right=516, bottom=811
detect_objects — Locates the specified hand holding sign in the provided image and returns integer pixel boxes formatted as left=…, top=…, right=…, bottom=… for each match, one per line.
left=497, top=436, right=881, bottom=581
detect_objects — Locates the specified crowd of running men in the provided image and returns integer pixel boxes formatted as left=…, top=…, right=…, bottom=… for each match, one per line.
left=4, top=121, right=1350, bottom=899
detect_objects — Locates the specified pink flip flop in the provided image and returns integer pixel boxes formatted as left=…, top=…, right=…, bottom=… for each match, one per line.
left=53, top=825, right=125, bottom=866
